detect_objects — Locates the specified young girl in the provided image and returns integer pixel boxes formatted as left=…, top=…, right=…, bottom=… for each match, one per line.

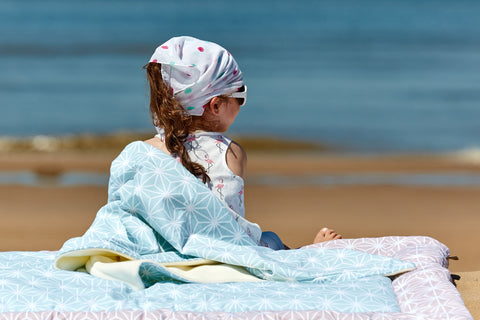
left=142, top=36, right=341, bottom=249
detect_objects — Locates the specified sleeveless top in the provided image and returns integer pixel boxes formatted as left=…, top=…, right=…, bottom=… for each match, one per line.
left=155, top=131, right=245, bottom=218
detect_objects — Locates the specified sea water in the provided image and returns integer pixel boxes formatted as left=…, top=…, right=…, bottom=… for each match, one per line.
left=1, top=0, right=480, bottom=154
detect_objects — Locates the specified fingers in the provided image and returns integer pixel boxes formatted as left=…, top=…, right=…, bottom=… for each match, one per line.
left=314, top=227, right=342, bottom=243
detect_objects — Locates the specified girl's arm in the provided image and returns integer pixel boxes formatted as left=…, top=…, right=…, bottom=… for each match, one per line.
left=226, top=140, right=247, bottom=179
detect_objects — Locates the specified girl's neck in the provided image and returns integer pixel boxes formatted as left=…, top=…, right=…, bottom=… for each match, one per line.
left=191, top=116, right=225, bottom=133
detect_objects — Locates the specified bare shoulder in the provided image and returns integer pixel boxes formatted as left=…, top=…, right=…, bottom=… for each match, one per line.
left=144, top=137, right=171, bottom=155
left=226, top=140, right=247, bottom=178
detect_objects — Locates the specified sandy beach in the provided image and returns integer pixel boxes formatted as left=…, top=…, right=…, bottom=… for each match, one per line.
left=0, top=137, right=478, bottom=316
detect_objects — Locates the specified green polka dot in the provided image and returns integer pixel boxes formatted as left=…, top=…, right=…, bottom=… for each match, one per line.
left=187, top=106, right=195, bottom=110
left=216, top=71, right=225, bottom=80
left=169, top=62, right=175, bottom=66
left=184, top=88, right=192, bottom=94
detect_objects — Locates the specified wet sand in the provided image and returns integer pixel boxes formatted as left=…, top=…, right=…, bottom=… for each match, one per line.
left=0, top=144, right=478, bottom=317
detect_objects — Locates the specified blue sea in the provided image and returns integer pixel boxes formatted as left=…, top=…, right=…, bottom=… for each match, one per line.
left=1, top=0, right=480, bottom=154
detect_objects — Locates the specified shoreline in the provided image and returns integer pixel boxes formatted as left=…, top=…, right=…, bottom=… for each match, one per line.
left=1, top=133, right=479, bottom=174
left=1, top=131, right=479, bottom=159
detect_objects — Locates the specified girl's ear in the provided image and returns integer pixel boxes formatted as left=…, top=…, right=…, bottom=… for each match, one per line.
left=205, top=97, right=222, bottom=115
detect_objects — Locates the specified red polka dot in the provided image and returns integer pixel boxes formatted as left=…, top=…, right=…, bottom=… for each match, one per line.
left=152, top=59, right=158, bottom=63
left=233, top=70, right=238, bottom=75
left=161, top=45, right=168, bottom=49
left=198, top=47, right=204, bottom=52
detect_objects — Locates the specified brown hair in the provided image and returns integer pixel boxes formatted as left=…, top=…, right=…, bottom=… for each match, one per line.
left=144, top=62, right=209, bottom=183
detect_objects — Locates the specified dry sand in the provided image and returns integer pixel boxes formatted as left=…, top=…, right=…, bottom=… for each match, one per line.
left=0, top=146, right=478, bottom=317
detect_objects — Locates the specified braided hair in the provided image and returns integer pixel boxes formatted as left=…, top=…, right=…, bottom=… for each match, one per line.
left=144, top=62, right=210, bottom=183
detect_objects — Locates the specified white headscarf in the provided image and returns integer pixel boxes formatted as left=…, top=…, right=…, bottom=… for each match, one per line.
left=149, top=36, right=244, bottom=116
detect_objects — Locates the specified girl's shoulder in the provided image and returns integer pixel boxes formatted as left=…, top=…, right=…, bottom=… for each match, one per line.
left=143, top=137, right=171, bottom=155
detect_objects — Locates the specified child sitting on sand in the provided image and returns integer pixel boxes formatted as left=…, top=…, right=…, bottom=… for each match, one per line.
left=142, top=36, right=341, bottom=249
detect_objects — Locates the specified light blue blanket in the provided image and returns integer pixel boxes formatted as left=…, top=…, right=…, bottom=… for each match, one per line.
left=48, top=141, right=415, bottom=313
left=0, top=251, right=398, bottom=313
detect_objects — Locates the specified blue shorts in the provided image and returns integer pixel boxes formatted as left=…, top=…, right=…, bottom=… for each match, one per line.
left=259, top=231, right=285, bottom=250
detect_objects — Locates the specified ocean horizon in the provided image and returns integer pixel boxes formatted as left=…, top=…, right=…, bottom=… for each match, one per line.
left=1, top=0, right=479, bottom=154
